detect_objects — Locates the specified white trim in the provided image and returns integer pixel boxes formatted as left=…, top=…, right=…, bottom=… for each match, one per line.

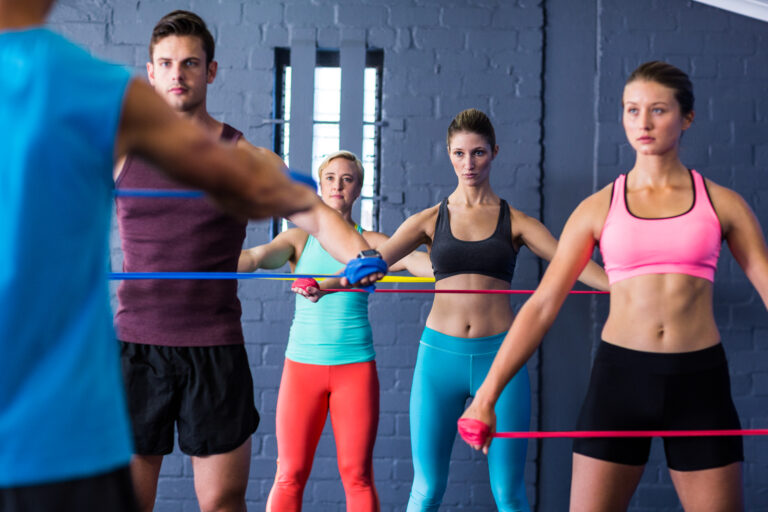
left=693, top=0, right=768, bottom=22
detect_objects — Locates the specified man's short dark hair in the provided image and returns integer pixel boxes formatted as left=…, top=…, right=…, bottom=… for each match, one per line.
left=149, top=10, right=215, bottom=66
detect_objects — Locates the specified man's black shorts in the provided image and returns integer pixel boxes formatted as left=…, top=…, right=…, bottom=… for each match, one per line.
left=120, top=341, right=259, bottom=456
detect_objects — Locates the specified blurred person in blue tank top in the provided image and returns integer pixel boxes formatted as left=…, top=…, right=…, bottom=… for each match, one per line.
left=0, top=2, right=382, bottom=510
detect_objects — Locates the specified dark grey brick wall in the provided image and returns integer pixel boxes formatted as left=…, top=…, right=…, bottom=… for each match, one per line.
left=48, top=0, right=768, bottom=510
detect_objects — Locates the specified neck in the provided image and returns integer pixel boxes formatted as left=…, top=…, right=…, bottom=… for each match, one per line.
left=629, top=151, right=688, bottom=186
left=337, top=207, right=356, bottom=226
left=450, top=182, right=498, bottom=205
left=179, top=106, right=220, bottom=134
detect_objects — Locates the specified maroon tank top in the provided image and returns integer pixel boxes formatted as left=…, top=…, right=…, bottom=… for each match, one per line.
left=115, top=123, right=247, bottom=346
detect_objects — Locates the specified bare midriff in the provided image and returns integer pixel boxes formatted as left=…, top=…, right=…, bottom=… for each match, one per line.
left=425, top=273, right=514, bottom=338
left=602, top=273, right=719, bottom=353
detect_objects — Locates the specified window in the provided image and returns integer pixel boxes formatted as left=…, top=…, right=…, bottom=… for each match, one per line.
left=272, top=48, right=384, bottom=234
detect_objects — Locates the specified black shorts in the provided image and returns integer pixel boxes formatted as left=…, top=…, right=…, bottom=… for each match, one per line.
left=573, top=341, right=743, bottom=471
left=0, top=466, right=137, bottom=512
left=120, top=341, right=259, bottom=456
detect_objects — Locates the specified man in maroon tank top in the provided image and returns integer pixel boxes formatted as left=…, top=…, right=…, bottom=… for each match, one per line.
left=114, top=11, right=266, bottom=512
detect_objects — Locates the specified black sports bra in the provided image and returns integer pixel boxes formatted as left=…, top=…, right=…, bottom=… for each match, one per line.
left=430, top=198, right=517, bottom=282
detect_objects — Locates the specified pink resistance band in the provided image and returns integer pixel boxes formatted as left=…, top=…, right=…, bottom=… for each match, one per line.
left=457, top=418, right=768, bottom=446
left=324, top=289, right=608, bottom=294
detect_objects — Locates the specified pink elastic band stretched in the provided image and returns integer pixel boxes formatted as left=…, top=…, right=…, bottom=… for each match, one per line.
left=493, top=429, right=768, bottom=439
left=325, top=289, right=608, bottom=294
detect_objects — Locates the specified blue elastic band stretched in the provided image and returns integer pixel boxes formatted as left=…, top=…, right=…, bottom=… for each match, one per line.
left=109, top=272, right=327, bottom=280
left=115, top=189, right=204, bottom=198
left=115, top=171, right=314, bottom=199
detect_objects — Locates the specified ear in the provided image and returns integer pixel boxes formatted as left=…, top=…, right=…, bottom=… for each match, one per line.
left=681, top=110, right=695, bottom=131
left=492, top=144, right=499, bottom=158
left=207, top=60, right=218, bottom=84
left=146, top=62, right=155, bottom=85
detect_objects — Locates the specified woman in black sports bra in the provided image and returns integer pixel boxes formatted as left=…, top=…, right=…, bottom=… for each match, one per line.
left=377, top=109, right=607, bottom=511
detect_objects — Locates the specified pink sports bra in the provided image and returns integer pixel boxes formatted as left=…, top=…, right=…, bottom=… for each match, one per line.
left=599, top=169, right=722, bottom=285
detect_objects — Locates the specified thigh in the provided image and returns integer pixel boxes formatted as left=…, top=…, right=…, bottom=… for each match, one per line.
left=485, top=363, right=531, bottom=489
left=120, top=341, right=177, bottom=455
left=328, top=361, right=380, bottom=469
left=409, top=343, right=468, bottom=484
left=0, top=466, right=137, bottom=512
left=663, top=365, right=743, bottom=471
left=573, top=359, right=656, bottom=466
left=130, top=455, right=163, bottom=512
left=669, top=462, right=743, bottom=512
left=192, top=438, right=252, bottom=510
left=177, top=345, right=259, bottom=456
left=275, top=359, right=331, bottom=478
left=570, top=453, right=645, bottom=512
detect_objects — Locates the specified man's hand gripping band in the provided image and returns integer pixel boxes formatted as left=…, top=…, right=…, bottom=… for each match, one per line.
left=342, top=250, right=387, bottom=293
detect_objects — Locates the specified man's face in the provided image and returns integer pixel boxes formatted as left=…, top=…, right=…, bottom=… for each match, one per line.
left=147, top=35, right=216, bottom=113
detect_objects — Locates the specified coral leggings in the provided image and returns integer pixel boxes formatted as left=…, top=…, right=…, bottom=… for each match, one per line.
left=267, top=358, right=380, bottom=511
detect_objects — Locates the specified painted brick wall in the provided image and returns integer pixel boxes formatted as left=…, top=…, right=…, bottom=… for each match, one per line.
left=47, top=0, right=768, bottom=510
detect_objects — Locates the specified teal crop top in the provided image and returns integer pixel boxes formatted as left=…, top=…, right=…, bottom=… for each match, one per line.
left=286, top=226, right=374, bottom=365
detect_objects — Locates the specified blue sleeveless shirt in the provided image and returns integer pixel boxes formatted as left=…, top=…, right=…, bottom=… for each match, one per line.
left=287, top=227, right=375, bottom=365
left=0, top=28, right=132, bottom=486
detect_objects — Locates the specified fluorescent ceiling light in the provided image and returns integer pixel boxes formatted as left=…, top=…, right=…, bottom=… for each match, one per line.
left=693, top=0, right=768, bottom=22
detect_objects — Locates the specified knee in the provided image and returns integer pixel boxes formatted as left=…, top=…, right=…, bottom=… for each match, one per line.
left=339, top=460, right=374, bottom=489
left=407, top=487, right=443, bottom=512
left=408, top=479, right=446, bottom=511
left=197, top=483, right=247, bottom=512
left=490, top=480, right=529, bottom=512
left=274, top=464, right=311, bottom=494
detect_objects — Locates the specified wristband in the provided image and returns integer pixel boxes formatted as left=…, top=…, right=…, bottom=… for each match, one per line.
left=357, top=249, right=382, bottom=259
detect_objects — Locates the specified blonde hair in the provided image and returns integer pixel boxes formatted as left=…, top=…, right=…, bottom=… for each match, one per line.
left=316, top=150, right=365, bottom=183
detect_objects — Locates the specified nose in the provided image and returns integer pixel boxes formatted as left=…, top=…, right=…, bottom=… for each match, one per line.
left=639, top=109, right=652, bottom=130
left=171, top=63, right=184, bottom=82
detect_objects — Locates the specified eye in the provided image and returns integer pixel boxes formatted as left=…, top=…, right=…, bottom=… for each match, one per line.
left=473, top=150, right=485, bottom=156
left=454, top=151, right=464, bottom=157
left=343, top=177, right=354, bottom=183
left=652, top=107, right=665, bottom=114
left=626, top=107, right=638, bottom=114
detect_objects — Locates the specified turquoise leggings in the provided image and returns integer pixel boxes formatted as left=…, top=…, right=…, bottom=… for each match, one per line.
left=407, top=328, right=531, bottom=512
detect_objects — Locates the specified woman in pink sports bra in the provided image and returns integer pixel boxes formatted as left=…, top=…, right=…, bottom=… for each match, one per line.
left=459, top=61, right=768, bottom=511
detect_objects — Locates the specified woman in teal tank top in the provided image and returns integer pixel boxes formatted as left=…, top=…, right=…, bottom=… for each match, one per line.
left=239, top=151, right=430, bottom=511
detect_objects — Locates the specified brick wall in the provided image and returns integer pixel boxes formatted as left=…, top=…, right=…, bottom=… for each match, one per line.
left=48, top=0, right=768, bottom=510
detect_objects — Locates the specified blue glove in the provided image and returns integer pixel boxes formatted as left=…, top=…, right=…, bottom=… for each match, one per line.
left=343, top=254, right=387, bottom=293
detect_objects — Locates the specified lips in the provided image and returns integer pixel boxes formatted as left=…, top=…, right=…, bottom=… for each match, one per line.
left=637, top=136, right=654, bottom=143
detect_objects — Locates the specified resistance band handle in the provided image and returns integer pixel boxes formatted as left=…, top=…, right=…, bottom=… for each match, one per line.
left=292, top=277, right=320, bottom=292
left=457, top=418, right=491, bottom=446
left=342, top=256, right=387, bottom=293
